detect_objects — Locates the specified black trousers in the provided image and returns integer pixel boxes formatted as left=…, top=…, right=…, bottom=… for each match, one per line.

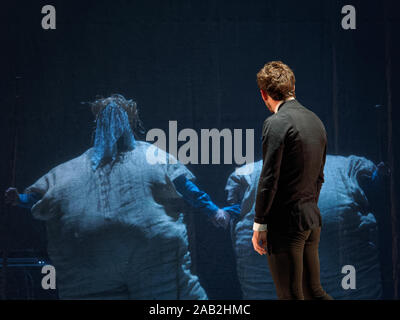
left=266, top=227, right=333, bottom=300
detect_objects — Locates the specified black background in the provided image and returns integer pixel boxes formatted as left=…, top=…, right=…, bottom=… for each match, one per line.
left=0, top=0, right=399, bottom=299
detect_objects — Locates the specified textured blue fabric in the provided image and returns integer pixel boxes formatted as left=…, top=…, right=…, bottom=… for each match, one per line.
left=226, top=155, right=382, bottom=300
left=91, top=101, right=136, bottom=170
left=371, top=168, right=378, bottom=182
left=24, top=143, right=208, bottom=300
left=173, top=175, right=219, bottom=217
left=18, top=192, right=42, bottom=209
left=223, top=204, right=241, bottom=219
left=18, top=175, right=226, bottom=220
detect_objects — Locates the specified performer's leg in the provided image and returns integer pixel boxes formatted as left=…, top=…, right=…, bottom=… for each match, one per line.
left=267, top=230, right=310, bottom=300
left=267, top=251, right=292, bottom=299
left=55, top=256, right=130, bottom=300
left=302, top=266, right=313, bottom=300
left=302, top=227, right=333, bottom=300
left=126, top=230, right=207, bottom=300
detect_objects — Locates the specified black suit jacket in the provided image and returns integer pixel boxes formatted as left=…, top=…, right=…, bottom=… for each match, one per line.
left=255, top=99, right=327, bottom=232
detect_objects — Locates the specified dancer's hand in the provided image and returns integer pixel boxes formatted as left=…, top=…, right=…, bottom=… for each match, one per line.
left=377, top=161, right=390, bottom=177
left=214, top=209, right=230, bottom=229
left=4, top=187, right=20, bottom=206
left=252, top=230, right=267, bottom=255
left=210, top=209, right=230, bottom=229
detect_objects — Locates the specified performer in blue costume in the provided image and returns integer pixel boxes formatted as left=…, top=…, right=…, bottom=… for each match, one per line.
left=5, top=94, right=234, bottom=300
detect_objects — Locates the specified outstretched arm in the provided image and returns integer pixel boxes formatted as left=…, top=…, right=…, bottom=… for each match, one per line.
left=173, top=175, right=219, bottom=217
left=172, top=175, right=230, bottom=229
left=4, top=187, right=42, bottom=209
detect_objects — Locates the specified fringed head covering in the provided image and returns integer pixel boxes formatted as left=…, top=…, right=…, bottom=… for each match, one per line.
left=88, top=94, right=143, bottom=170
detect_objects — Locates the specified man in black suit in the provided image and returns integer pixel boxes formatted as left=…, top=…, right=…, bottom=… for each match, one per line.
left=252, top=61, right=332, bottom=300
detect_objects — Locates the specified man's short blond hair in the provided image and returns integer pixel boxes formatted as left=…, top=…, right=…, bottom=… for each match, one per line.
left=256, top=61, right=296, bottom=101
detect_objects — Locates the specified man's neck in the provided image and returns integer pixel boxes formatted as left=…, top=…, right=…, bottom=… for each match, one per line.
left=273, top=97, right=295, bottom=113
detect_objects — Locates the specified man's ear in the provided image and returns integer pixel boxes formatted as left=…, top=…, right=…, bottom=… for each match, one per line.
left=260, top=89, right=268, bottom=102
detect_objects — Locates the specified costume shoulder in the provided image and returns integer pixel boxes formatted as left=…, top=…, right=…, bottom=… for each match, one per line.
left=24, top=148, right=91, bottom=195
left=49, top=149, right=92, bottom=175
left=135, top=140, right=176, bottom=164
left=233, top=161, right=262, bottom=176
left=134, top=140, right=195, bottom=181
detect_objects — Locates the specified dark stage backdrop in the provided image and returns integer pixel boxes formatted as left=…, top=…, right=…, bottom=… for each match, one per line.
left=0, top=0, right=399, bottom=299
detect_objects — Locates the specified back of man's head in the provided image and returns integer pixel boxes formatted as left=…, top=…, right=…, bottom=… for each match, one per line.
left=256, top=61, right=296, bottom=101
